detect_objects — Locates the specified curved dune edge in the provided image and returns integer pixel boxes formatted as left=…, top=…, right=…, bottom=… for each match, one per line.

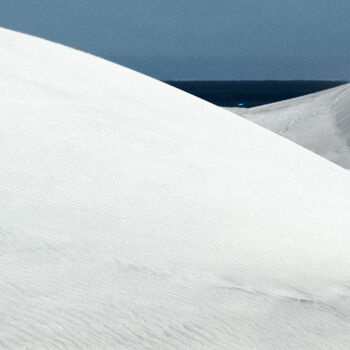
left=1, top=28, right=350, bottom=349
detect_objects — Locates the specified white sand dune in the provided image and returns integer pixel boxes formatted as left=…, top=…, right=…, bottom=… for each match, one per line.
left=1, top=28, right=350, bottom=349
left=227, top=83, right=350, bottom=168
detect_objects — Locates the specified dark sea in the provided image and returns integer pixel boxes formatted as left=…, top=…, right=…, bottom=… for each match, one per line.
left=165, top=81, right=347, bottom=108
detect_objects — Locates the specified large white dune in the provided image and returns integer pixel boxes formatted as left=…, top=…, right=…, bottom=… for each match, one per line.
left=1, top=28, right=350, bottom=349
left=228, top=83, right=350, bottom=168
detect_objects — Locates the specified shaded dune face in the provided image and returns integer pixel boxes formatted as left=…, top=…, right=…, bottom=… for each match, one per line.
left=229, top=83, right=350, bottom=168
left=1, top=28, right=350, bottom=349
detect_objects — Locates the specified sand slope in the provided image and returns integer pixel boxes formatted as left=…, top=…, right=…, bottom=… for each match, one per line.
left=1, top=28, right=350, bottom=349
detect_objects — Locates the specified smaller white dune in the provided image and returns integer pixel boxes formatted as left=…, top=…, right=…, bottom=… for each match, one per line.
left=227, top=83, right=350, bottom=168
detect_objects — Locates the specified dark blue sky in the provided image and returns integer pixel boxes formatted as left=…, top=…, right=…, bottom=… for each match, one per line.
left=0, top=0, right=349, bottom=80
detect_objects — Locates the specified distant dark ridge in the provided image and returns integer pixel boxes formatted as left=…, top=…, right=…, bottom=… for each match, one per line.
left=165, top=80, right=348, bottom=108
